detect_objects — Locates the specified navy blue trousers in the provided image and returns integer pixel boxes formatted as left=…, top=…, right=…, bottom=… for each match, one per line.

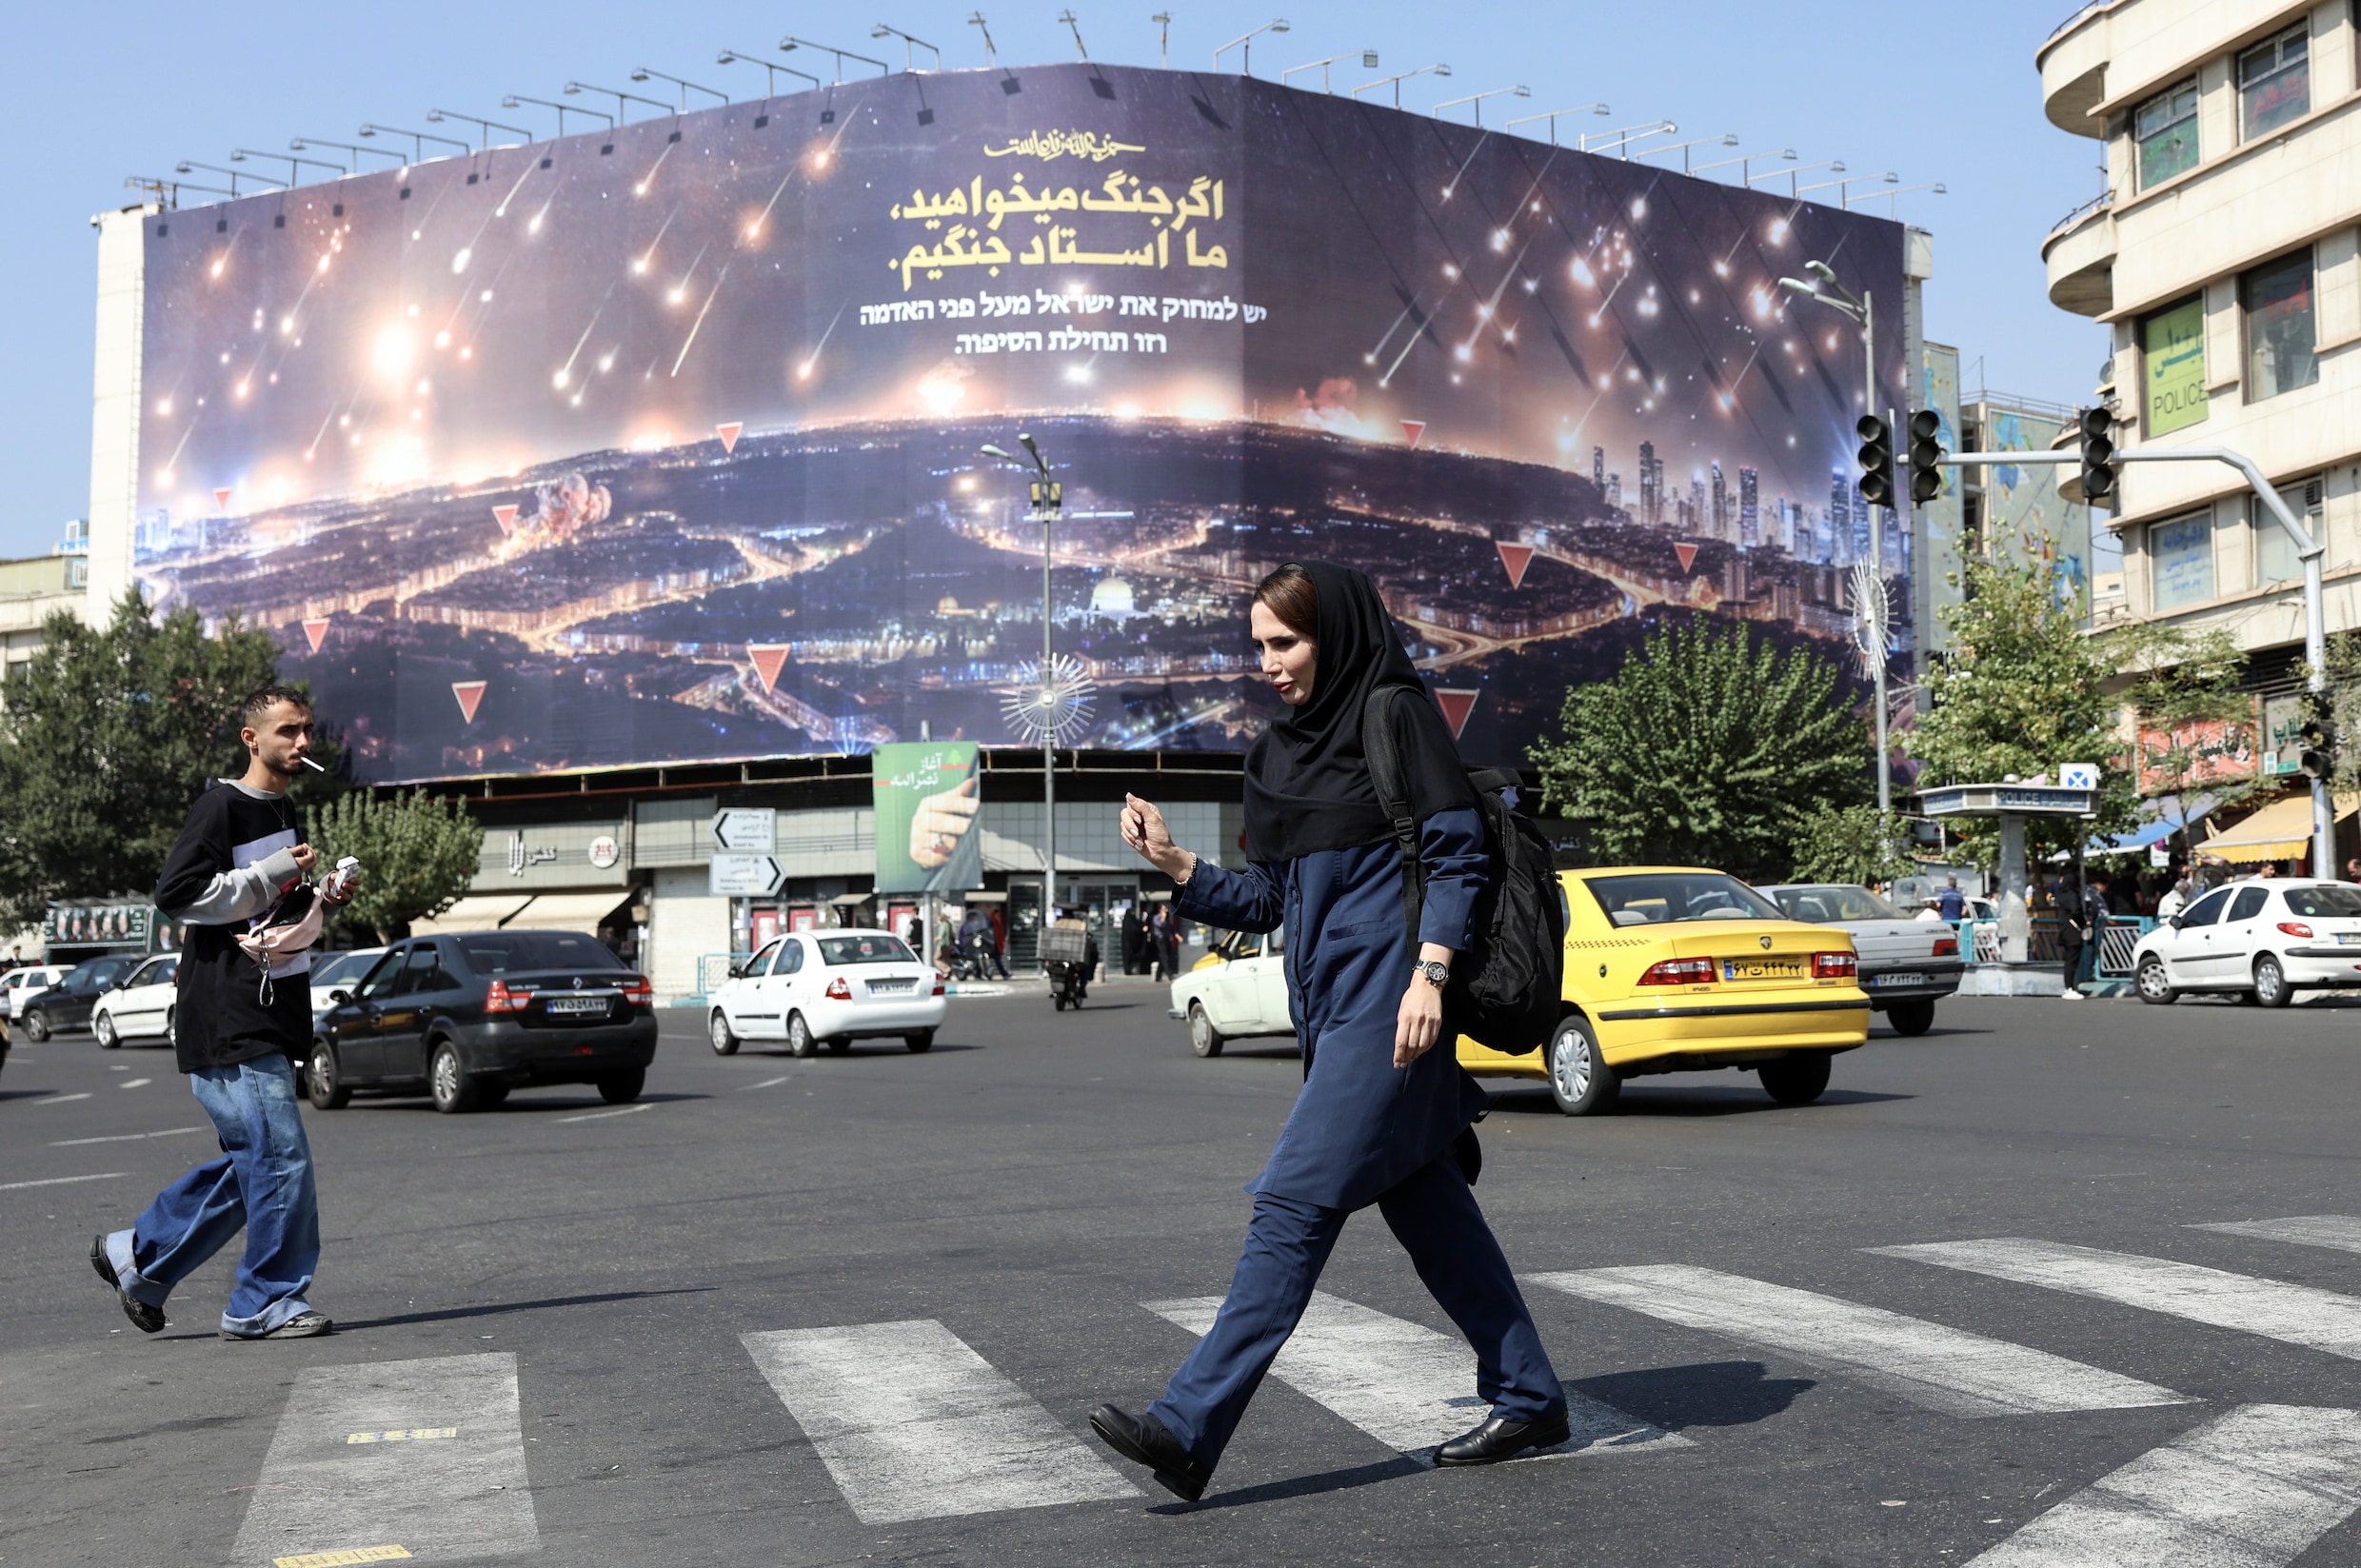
left=1147, top=1153, right=1564, bottom=1468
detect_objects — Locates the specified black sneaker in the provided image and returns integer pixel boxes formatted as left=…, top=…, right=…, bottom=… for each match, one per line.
left=90, top=1235, right=164, bottom=1335
left=221, top=1310, right=333, bottom=1341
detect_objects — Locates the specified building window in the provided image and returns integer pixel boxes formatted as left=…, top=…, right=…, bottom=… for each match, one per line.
left=2255, top=478, right=2324, bottom=586
left=2150, top=513, right=2216, bottom=610
left=2239, top=24, right=2311, bottom=140
left=2142, top=296, right=2208, bottom=435
left=2244, top=249, right=2318, bottom=401
left=2134, top=78, right=2199, bottom=188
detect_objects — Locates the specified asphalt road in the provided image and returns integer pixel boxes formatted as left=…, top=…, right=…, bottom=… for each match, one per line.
left=4, top=985, right=2360, bottom=1567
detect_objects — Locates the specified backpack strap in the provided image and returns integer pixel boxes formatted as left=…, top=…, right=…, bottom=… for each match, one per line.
left=1361, top=685, right=1425, bottom=944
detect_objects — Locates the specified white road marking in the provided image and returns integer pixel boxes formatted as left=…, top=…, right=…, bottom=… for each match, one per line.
left=31, top=1092, right=90, bottom=1105
left=0, top=1172, right=125, bottom=1192
left=120, top=1078, right=152, bottom=1089
left=2192, top=1215, right=2361, bottom=1257
left=1526, top=1265, right=2187, bottom=1418
left=50, top=1125, right=205, bottom=1146
left=739, top=1076, right=789, bottom=1091
left=1145, top=1291, right=1688, bottom=1463
left=229, top=1352, right=538, bottom=1566
left=1964, top=1403, right=2361, bottom=1566
left=743, top=1320, right=1138, bottom=1522
left=1872, top=1238, right=2361, bottom=1361
left=552, top=1102, right=653, bottom=1123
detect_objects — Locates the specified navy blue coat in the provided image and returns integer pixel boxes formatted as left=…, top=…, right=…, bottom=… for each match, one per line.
left=1175, top=807, right=1493, bottom=1211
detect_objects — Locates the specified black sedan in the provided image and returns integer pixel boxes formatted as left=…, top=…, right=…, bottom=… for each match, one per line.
left=18, top=954, right=145, bottom=1041
left=308, top=928, right=659, bottom=1114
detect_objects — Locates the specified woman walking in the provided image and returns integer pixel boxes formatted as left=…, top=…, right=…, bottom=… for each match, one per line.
left=1090, top=562, right=1568, bottom=1501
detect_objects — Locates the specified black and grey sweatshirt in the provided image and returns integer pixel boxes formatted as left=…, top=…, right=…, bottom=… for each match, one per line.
left=153, top=779, right=319, bottom=1072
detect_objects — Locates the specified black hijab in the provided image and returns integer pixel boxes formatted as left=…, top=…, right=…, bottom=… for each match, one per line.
left=1241, top=562, right=1475, bottom=863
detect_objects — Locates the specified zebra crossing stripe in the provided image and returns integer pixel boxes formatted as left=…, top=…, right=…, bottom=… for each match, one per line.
left=1965, top=1404, right=2361, bottom=1567
left=1524, top=1265, right=2187, bottom=1418
left=1142, top=1291, right=1690, bottom=1462
left=2192, top=1214, right=2361, bottom=1257
left=1871, top=1238, right=2361, bottom=1361
left=742, top=1320, right=1139, bottom=1522
left=229, top=1353, right=538, bottom=1567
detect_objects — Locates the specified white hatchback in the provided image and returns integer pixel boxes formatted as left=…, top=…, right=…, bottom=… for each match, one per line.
left=1166, top=925, right=1291, bottom=1057
left=91, top=954, right=180, bottom=1048
left=0, top=965, right=67, bottom=1020
left=2133, top=878, right=2361, bottom=1007
left=708, top=927, right=945, bottom=1057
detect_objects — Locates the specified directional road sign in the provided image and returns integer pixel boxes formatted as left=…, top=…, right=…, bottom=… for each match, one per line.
left=712, top=808, right=776, bottom=854
left=709, top=853, right=784, bottom=897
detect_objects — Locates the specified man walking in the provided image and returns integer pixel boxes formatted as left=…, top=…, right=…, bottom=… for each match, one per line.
left=90, top=686, right=357, bottom=1340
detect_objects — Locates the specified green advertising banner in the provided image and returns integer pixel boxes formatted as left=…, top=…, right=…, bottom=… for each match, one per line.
left=2145, top=298, right=2208, bottom=436
left=872, top=742, right=983, bottom=896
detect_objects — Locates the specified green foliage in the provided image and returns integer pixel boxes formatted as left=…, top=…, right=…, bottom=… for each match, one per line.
left=0, top=591, right=343, bottom=929
left=2315, top=630, right=2361, bottom=799
left=305, top=788, right=485, bottom=944
left=1529, top=619, right=1873, bottom=881
left=1791, top=804, right=1915, bottom=885
left=2109, top=621, right=2268, bottom=861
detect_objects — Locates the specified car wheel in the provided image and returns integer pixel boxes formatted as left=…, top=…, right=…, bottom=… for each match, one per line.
left=1188, top=1001, right=1226, bottom=1059
left=22, top=1010, right=47, bottom=1043
left=904, top=1030, right=935, bottom=1053
left=1885, top=999, right=1935, bottom=1037
left=1547, top=1015, right=1619, bottom=1116
left=2134, top=955, right=2177, bottom=1005
left=2254, top=954, right=2294, bottom=1009
left=165, top=1006, right=175, bottom=1052
left=429, top=1041, right=481, bottom=1114
left=596, top=1068, right=645, bottom=1104
left=785, top=1011, right=818, bottom=1059
left=708, top=1009, right=740, bottom=1056
left=308, top=1038, right=350, bottom=1110
left=1758, top=1051, right=1834, bottom=1106
left=93, top=1011, right=118, bottom=1049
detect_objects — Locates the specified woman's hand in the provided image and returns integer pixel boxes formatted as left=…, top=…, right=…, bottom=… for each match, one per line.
left=1394, top=943, right=1454, bottom=1067
left=1121, top=794, right=1196, bottom=883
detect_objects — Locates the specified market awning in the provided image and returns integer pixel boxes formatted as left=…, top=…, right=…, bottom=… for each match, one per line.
left=2091, top=792, right=2221, bottom=853
left=506, top=889, right=634, bottom=936
left=409, top=894, right=535, bottom=936
left=2202, top=793, right=2359, bottom=864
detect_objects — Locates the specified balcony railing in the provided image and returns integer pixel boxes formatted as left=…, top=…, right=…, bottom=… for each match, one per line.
left=2047, top=187, right=2114, bottom=241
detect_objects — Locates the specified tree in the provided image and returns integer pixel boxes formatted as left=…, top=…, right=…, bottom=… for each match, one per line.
left=1792, top=803, right=1915, bottom=886
left=0, top=591, right=343, bottom=930
left=2111, top=622, right=2266, bottom=864
left=305, top=789, right=485, bottom=943
left=1529, top=618, right=1873, bottom=881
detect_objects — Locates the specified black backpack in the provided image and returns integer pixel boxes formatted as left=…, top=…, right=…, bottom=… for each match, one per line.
left=1362, top=685, right=1566, bottom=1055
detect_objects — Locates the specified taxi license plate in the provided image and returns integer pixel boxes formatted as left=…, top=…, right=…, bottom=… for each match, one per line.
left=1874, top=972, right=1927, bottom=987
left=1721, top=958, right=1803, bottom=982
left=546, top=995, right=606, bottom=1015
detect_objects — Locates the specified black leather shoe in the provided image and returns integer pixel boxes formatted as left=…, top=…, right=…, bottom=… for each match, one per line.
left=1089, top=1403, right=1211, bottom=1501
left=1436, top=1410, right=1573, bottom=1466
left=90, top=1235, right=164, bottom=1335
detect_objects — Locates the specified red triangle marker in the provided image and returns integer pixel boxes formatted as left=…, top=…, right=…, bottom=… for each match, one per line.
left=717, top=422, right=744, bottom=454
left=746, top=643, right=791, bottom=692
left=1673, top=541, right=1699, bottom=573
left=1401, top=420, right=1426, bottom=449
left=213, top=486, right=233, bottom=512
left=1496, top=543, right=1534, bottom=590
left=451, top=681, right=487, bottom=724
left=492, top=504, right=519, bottom=534
left=1433, top=688, right=1479, bottom=741
left=301, top=617, right=331, bottom=654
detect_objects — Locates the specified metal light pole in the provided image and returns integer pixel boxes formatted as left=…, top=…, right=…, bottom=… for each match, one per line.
left=983, top=437, right=1065, bottom=939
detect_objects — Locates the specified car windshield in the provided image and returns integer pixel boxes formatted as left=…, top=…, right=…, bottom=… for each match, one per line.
left=2285, top=884, right=2361, bottom=918
left=1586, top=872, right=1785, bottom=926
left=1771, top=885, right=1908, bottom=923
left=456, top=932, right=624, bottom=973
left=90, top=958, right=138, bottom=985
left=816, top=934, right=918, bottom=965
left=312, top=951, right=378, bottom=986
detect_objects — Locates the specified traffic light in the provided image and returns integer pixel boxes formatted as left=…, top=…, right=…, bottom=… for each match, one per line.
left=2299, top=716, right=2335, bottom=781
left=1906, top=409, right=1945, bottom=505
left=2077, top=407, right=2115, bottom=504
left=1855, top=414, right=1895, bottom=508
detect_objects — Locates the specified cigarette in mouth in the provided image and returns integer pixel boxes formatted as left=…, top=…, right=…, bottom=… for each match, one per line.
left=299, top=757, right=327, bottom=773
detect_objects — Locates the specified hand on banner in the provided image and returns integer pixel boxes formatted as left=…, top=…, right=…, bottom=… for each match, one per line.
left=910, top=775, right=982, bottom=869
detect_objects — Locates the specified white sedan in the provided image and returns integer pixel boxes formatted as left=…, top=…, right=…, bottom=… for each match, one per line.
left=1167, top=925, right=1292, bottom=1057
left=708, top=927, right=944, bottom=1057
left=1, top=964, right=66, bottom=1020
left=91, top=955, right=180, bottom=1048
left=2133, top=878, right=2361, bottom=1007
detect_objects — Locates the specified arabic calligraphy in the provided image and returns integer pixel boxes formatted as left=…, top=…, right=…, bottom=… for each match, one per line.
left=982, top=129, right=1147, bottom=163
left=887, top=169, right=1230, bottom=290
left=893, top=172, right=1222, bottom=232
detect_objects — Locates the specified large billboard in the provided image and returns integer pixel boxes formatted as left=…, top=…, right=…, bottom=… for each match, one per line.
left=129, top=64, right=1908, bottom=781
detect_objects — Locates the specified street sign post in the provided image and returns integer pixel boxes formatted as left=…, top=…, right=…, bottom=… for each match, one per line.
left=709, top=853, right=784, bottom=897
left=711, top=808, right=777, bottom=854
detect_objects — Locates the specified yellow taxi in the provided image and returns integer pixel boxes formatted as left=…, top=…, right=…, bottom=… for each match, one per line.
left=1458, top=866, right=1871, bottom=1115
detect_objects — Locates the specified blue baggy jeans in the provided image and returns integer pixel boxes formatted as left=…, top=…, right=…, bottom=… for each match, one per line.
left=104, top=1054, right=321, bottom=1337
left=1147, top=1154, right=1564, bottom=1469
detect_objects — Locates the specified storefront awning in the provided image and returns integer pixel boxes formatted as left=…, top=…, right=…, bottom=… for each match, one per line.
left=2092, top=792, right=2220, bottom=853
left=410, top=894, right=535, bottom=935
left=506, top=890, right=633, bottom=936
left=2203, top=793, right=2359, bottom=864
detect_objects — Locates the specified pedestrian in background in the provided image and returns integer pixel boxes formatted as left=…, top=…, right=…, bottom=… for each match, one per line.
left=1121, top=903, right=1144, bottom=976
left=1935, top=877, right=1965, bottom=922
left=1091, top=562, right=1569, bottom=1502
left=2054, top=873, right=2089, bottom=1001
left=91, top=686, right=358, bottom=1340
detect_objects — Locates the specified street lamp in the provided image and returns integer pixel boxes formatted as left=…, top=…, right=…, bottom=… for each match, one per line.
left=717, top=50, right=821, bottom=99
left=1633, top=130, right=1739, bottom=174
left=1351, top=63, right=1450, bottom=109
left=1149, top=10, right=1170, bottom=68
left=290, top=136, right=406, bottom=173
left=630, top=67, right=728, bottom=110
left=1503, top=104, right=1610, bottom=145
left=780, top=36, right=890, bottom=83
left=129, top=173, right=228, bottom=208
left=1852, top=180, right=1946, bottom=216
left=982, top=436, right=1066, bottom=934
left=357, top=124, right=467, bottom=163
left=565, top=81, right=670, bottom=125
left=870, top=24, right=942, bottom=69
left=1056, top=10, right=1089, bottom=60
left=232, top=149, right=343, bottom=184
left=1434, top=84, right=1530, bottom=127
left=504, top=94, right=611, bottom=136
left=175, top=159, right=284, bottom=197
left=1756, top=157, right=1842, bottom=195
left=424, top=109, right=532, bottom=150
left=1694, top=147, right=1795, bottom=184
left=1214, top=19, right=1289, bottom=76
left=1280, top=50, right=1379, bottom=93
left=1578, top=118, right=1675, bottom=156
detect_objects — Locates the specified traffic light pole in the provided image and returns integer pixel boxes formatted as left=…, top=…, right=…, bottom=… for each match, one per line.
left=1938, top=444, right=2332, bottom=880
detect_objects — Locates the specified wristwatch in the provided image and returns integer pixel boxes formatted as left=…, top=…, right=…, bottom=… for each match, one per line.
left=1415, top=958, right=1450, bottom=989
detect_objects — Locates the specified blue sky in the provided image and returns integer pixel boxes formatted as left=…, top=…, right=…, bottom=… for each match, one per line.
left=0, top=0, right=2104, bottom=562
